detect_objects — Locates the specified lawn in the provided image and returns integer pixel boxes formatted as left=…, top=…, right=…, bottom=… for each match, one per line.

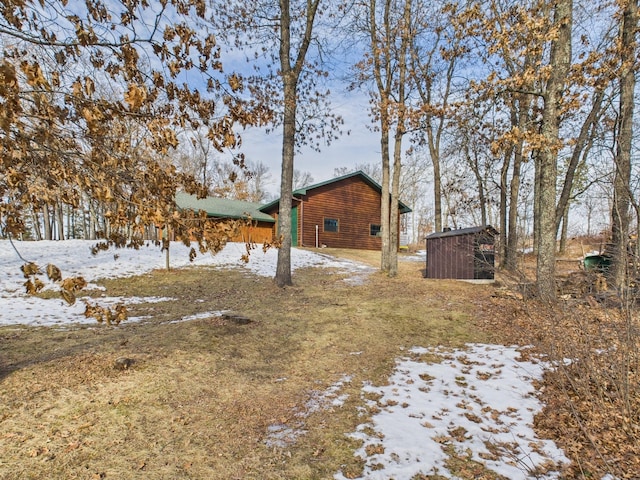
left=0, top=248, right=499, bottom=479
left=1, top=245, right=637, bottom=479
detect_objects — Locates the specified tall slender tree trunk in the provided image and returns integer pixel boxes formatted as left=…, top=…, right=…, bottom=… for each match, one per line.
left=31, top=208, right=42, bottom=241
left=380, top=114, right=391, bottom=273
left=67, top=205, right=73, bottom=239
left=55, top=201, right=65, bottom=240
left=43, top=204, right=52, bottom=240
left=610, top=0, right=637, bottom=292
left=274, top=0, right=320, bottom=287
left=504, top=96, right=528, bottom=272
left=506, top=149, right=522, bottom=270
left=388, top=0, right=412, bottom=277
left=535, top=0, right=572, bottom=300
left=499, top=144, right=511, bottom=264
left=468, top=148, right=487, bottom=226
left=89, top=201, right=97, bottom=240
left=389, top=154, right=400, bottom=276
left=431, top=148, right=442, bottom=232
left=555, top=91, right=604, bottom=234
left=559, top=203, right=570, bottom=254
left=369, top=0, right=393, bottom=273
left=275, top=73, right=297, bottom=287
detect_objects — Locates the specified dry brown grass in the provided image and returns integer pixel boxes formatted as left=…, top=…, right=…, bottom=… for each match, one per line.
left=0, top=249, right=496, bottom=479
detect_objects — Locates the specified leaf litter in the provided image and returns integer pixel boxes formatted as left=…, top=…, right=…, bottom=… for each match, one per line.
left=1, top=239, right=630, bottom=479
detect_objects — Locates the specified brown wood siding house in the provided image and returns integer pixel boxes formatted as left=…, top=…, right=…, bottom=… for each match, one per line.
left=260, top=171, right=411, bottom=250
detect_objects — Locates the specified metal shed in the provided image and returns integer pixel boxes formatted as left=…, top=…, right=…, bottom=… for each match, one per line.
left=425, top=226, right=498, bottom=280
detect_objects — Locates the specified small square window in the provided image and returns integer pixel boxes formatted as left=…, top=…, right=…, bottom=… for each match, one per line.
left=324, top=218, right=339, bottom=232
left=370, top=224, right=381, bottom=237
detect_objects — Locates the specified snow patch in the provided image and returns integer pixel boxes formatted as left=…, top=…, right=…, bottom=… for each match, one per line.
left=335, top=344, right=570, bottom=480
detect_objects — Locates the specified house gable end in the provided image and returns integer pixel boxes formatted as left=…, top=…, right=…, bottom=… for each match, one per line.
left=259, top=170, right=412, bottom=214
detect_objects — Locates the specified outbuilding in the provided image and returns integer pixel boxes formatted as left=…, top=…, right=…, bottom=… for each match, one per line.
left=260, top=171, right=412, bottom=250
left=425, top=226, right=498, bottom=280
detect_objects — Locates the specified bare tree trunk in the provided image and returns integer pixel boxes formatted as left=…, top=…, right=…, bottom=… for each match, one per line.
left=559, top=203, right=570, bottom=254
left=275, top=72, right=296, bottom=287
left=432, top=147, right=442, bottom=232
left=380, top=116, right=392, bottom=273
left=610, top=0, right=637, bottom=292
left=89, top=201, right=97, bottom=240
left=389, top=159, right=400, bottom=276
left=504, top=95, right=528, bottom=272
left=555, top=91, right=604, bottom=233
left=274, top=0, right=320, bottom=287
left=412, top=37, right=456, bottom=234
left=31, top=207, right=42, bottom=241
left=535, top=0, right=572, bottom=300
left=468, top=148, right=487, bottom=226
left=506, top=149, right=522, bottom=270
left=368, top=0, right=394, bottom=273
left=388, top=0, right=412, bottom=277
left=42, top=204, right=52, bottom=240
left=55, top=201, right=65, bottom=240
left=499, top=146, right=510, bottom=263
left=67, top=205, right=73, bottom=239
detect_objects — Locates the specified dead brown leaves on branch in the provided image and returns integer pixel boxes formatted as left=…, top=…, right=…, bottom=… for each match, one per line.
left=84, top=302, right=128, bottom=326
left=21, top=260, right=90, bottom=307
left=0, top=0, right=279, bottom=322
left=0, top=0, right=272, bottom=253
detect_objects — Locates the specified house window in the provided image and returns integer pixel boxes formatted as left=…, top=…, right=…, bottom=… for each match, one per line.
left=324, top=217, right=339, bottom=232
left=370, top=224, right=381, bottom=237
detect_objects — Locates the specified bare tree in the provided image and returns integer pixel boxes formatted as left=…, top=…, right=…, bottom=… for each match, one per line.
left=246, top=161, right=273, bottom=203
left=292, top=170, right=314, bottom=190
left=610, top=0, right=638, bottom=291
left=211, top=0, right=342, bottom=287
left=353, top=0, right=413, bottom=276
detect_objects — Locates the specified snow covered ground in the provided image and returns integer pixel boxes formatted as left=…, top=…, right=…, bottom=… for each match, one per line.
left=0, top=239, right=369, bottom=327
left=336, top=344, right=569, bottom=479
left=0, top=240, right=570, bottom=478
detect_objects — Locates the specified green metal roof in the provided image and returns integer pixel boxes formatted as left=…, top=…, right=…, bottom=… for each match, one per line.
left=176, top=192, right=275, bottom=223
left=260, top=170, right=412, bottom=214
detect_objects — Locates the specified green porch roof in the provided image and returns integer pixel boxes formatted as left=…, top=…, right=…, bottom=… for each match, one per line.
left=176, top=192, right=275, bottom=223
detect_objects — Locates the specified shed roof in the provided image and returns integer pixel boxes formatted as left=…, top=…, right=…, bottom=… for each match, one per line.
left=176, top=192, right=276, bottom=223
left=260, top=170, right=412, bottom=214
left=426, top=225, right=498, bottom=240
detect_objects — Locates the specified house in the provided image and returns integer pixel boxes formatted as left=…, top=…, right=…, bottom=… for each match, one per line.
left=175, top=192, right=276, bottom=244
left=260, top=171, right=412, bottom=250
left=425, top=225, right=498, bottom=280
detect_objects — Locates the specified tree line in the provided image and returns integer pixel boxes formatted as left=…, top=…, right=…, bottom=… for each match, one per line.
left=1, top=0, right=638, bottom=298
